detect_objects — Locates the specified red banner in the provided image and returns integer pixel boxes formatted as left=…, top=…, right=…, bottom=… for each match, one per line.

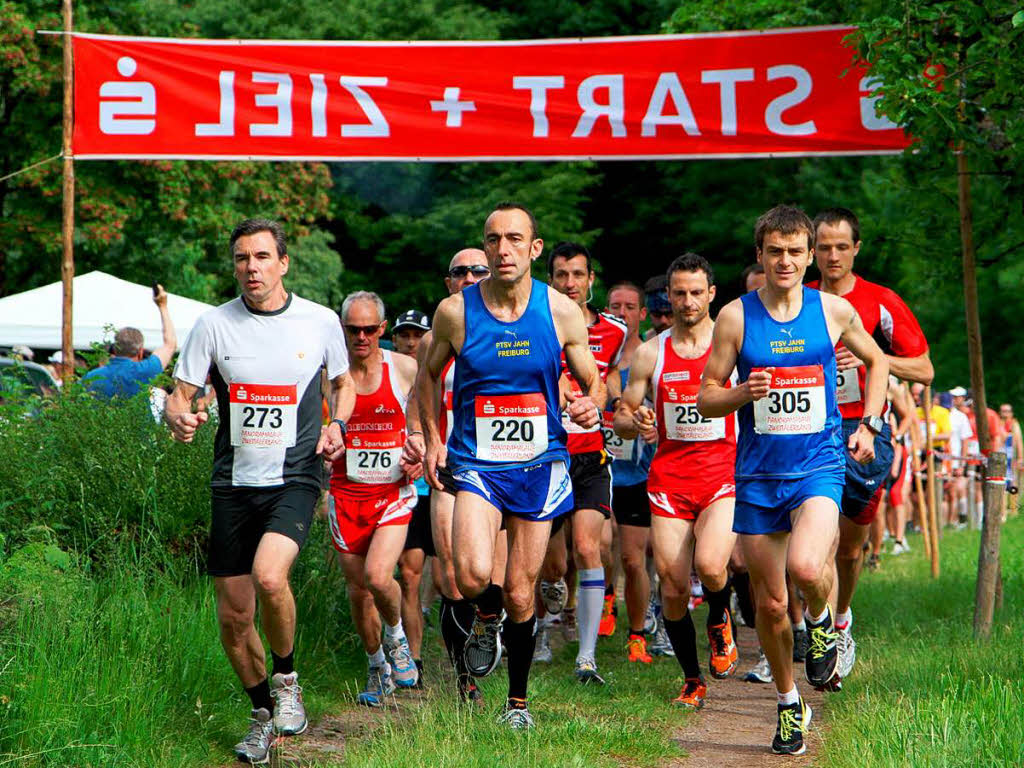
left=71, top=27, right=908, bottom=161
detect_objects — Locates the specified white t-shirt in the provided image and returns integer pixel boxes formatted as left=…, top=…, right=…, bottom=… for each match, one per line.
left=174, top=293, right=349, bottom=488
left=948, top=408, right=973, bottom=460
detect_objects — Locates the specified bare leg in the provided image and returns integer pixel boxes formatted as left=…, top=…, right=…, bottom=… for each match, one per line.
left=619, top=524, right=650, bottom=631
left=215, top=575, right=266, bottom=688
left=398, top=548, right=426, bottom=658
left=251, top=532, right=301, bottom=657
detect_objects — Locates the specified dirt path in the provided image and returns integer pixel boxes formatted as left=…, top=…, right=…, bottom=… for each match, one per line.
left=665, top=625, right=826, bottom=767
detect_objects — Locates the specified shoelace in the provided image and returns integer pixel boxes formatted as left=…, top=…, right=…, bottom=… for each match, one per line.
left=709, top=625, right=728, bottom=656
left=270, top=680, right=302, bottom=716
left=242, top=716, right=274, bottom=749
left=472, top=616, right=499, bottom=653
left=390, top=640, right=414, bottom=670
left=778, top=707, right=799, bottom=741
left=627, top=637, right=647, bottom=656
left=364, top=668, right=386, bottom=697
left=808, top=624, right=839, bottom=660
left=500, top=705, right=533, bottom=728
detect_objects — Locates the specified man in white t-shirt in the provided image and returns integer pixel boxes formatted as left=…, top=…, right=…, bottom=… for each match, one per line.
left=946, top=388, right=974, bottom=527
left=164, top=218, right=355, bottom=764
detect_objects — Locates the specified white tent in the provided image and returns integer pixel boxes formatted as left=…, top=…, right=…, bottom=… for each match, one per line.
left=0, top=271, right=217, bottom=351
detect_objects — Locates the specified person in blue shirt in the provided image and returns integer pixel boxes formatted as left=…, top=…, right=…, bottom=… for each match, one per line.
left=82, top=284, right=177, bottom=398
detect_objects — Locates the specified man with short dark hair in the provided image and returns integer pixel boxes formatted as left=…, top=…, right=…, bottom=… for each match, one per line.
left=82, top=284, right=177, bottom=399
left=698, top=204, right=889, bottom=755
left=165, top=218, right=355, bottom=764
left=392, top=310, right=430, bottom=357
left=643, top=274, right=672, bottom=339
left=741, top=263, right=766, bottom=293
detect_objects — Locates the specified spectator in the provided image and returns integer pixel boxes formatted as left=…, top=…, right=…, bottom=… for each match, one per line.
left=82, top=284, right=177, bottom=398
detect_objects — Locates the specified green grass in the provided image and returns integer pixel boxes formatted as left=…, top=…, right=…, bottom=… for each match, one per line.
left=820, top=516, right=1024, bottom=768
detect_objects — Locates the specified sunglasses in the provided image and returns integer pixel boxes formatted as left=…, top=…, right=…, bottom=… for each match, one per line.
left=449, top=265, right=491, bottom=278
left=344, top=323, right=383, bottom=336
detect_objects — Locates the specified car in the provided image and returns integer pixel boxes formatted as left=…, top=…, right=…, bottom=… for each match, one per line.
left=0, top=357, right=60, bottom=400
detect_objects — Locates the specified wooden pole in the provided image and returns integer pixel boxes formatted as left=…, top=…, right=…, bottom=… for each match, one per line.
left=975, top=452, right=1007, bottom=638
left=60, top=0, right=75, bottom=380
left=913, top=455, right=932, bottom=560
left=923, top=386, right=940, bottom=577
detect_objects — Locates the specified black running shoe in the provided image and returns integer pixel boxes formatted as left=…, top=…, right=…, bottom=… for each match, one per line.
left=463, top=609, right=504, bottom=677
left=792, top=627, right=809, bottom=662
left=771, top=697, right=812, bottom=755
left=804, top=606, right=839, bottom=688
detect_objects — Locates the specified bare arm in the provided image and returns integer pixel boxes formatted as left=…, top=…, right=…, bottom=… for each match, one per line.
left=316, top=370, right=356, bottom=461
left=613, top=339, right=658, bottom=442
left=887, top=351, right=933, bottom=386
left=151, top=285, right=178, bottom=369
left=697, top=301, right=766, bottom=418
left=417, top=299, right=461, bottom=490
left=164, top=379, right=205, bottom=442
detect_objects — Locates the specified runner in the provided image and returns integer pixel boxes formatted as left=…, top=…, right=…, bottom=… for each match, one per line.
left=391, top=309, right=433, bottom=687
left=741, top=263, right=767, bottom=293
left=408, top=247, right=503, bottom=704
left=548, top=241, right=627, bottom=681
left=165, top=218, right=355, bottom=765
left=419, top=203, right=604, bottom=727
left=1000, top=403, right=1023, bottom=514
left=603, top=281, right=655, bottom=663
left=698, top=205, right=889, bottom=755
left=615, top=253, right=740, bottom=709
left=328, top=292, right=422, bottom=706
left=809, top=207, right=932, bottom=680
left=643, top=274, right=672, bottom=340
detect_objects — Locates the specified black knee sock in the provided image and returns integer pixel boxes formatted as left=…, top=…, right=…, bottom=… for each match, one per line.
left=245, top=679, right=274, bottom=713
left=732, top=572, right=756, bottom=627
left=663, top=613, right=701, bottom=679
left=271, top=649, right=294, bottom=677
left=472, top=582, right=503, bottom=617
left=440, top=596, right=475, bottom=676
left=503, top=615, right=537, bottom=702
left=604, top=581, right=615, bottom=597
left=704, top=584, right=731, bottom=628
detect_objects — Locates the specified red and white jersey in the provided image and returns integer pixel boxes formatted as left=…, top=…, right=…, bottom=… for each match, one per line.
left=807, top=275, right=928, bottom=421
left=437, top=357, right=456, bottom=444
left=648, top=329, right=736, bottom=492
left=331, top=350, right=409, bottom=498
left=562, top=309, right=627, bottom=454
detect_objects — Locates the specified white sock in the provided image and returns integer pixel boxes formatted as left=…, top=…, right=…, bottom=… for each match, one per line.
left=835, top=609, right=852, bottom=629
left=384, top=619, right=405, bottom=641
left=777, top=686, right=800, bottom=706
left=368, top=646, right=386, bottom=667
left=792, top=619, right=806, bottom=632
left=576, top=567, right=605, bottom=662
left=805, top=605, right=829, bottom=625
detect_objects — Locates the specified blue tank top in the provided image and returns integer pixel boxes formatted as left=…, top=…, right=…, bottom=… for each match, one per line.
left=447, top=279, right=568, bottom=472
left=735, top=287, right=843, bottom=479
left=609, top=368, right=652, bottom=486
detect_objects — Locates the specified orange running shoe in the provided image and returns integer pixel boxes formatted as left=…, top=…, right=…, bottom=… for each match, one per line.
left=598, top=594, right=616, bottom=637
left=707, top=611, right=739, bottom=679
left=626, top=634, right=653, bottom=663
left=671, top=676, right=707, bottom=710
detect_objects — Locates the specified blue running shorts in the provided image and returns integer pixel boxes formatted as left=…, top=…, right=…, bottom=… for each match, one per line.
left=733, top=467, right=844, bottom=535
left=840, top=419, right=894, bottom=525
left=453, top=460, right=574, bottom=522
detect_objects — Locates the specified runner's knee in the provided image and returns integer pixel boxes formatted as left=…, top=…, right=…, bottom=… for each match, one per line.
left=252, top=567, right=290, bottom=599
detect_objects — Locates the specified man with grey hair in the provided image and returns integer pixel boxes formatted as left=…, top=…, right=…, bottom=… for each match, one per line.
left=82, top=284, right=177, bottom=398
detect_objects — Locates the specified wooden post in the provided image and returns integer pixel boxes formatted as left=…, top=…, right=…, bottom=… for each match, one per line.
left=974, top=452, right=1007, bottom=638
left=60, top=0, right=75, bottom=380
left=914, top=458, right=932, bottom=561
left=923, top=386, right=940, bottom=577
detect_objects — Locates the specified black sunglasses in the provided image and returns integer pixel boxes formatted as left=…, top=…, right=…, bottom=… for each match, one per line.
left=449, top=265, right=491, bottom=278
left=344, top=323, right=383, bottom=336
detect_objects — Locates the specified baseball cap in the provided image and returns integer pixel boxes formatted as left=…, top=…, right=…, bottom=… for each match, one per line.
left=393, top=310, right=430, bottom=332
left=949, top=386, right=968, bottom=397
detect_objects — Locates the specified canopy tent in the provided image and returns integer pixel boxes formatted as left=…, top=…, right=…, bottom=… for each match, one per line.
left=0, top=271, right=215, bottom=351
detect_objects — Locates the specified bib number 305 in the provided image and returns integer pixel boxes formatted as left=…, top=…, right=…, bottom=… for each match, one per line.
left=475, top=393, right=548, bottom=462
left=229, top=382, right=297, bottom=448
left=752, top=366, right=827, bottom=435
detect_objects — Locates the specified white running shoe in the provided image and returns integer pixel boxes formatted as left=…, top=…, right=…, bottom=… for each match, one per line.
left=533, top=625, right=553, bottom=663
left=357, top=663, right=396, bottom=708
left=574, top=656, right=606, bottom=685
left=384, top=634, right=420, bottom=688
left=836, top=623, right=857, bottom=679
left=540, top=579, right=569, bottom=615
left=270, top=672, right=307, bottom=736
left=643, top=597, right=658, bottom=635
left=497, top=702, right=536, bottom=729
left=649, top=615, right=675, bottom=657
left=233, top=708, right=276, bottom=764
left=891, top=540, right=908, bottom=556
left=744, top=649, right=774, bottom=683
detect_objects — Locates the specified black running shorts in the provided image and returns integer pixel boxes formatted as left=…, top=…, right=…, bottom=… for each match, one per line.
left=612, top=480, right=650, bottom=527
left=569, top=450, right=613, bottom=518
left=403, top=493, right=436, bottom=556
left=208, top=484, right=320, bottom=577
left=436, top=463, right=459, bottom=496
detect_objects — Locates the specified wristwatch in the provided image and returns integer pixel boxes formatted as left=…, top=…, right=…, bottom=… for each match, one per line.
left=330, top=418, right=348, bottom=435
left=860, top=415, right=884, bottom=435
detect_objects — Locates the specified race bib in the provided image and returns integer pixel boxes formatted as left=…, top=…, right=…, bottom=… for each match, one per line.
left=663, top=384, right=726, bottom=442
left=229, top=383, right=297, bottom=448
left=345, top=431, right=404, bottom=484
left=835, top=367, right=862, bottom=405
left=753, top=365, right=827, bottom=435
left=475, top=393, right=548, bottom=462
left=601, top=411, right=635, bottom=461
